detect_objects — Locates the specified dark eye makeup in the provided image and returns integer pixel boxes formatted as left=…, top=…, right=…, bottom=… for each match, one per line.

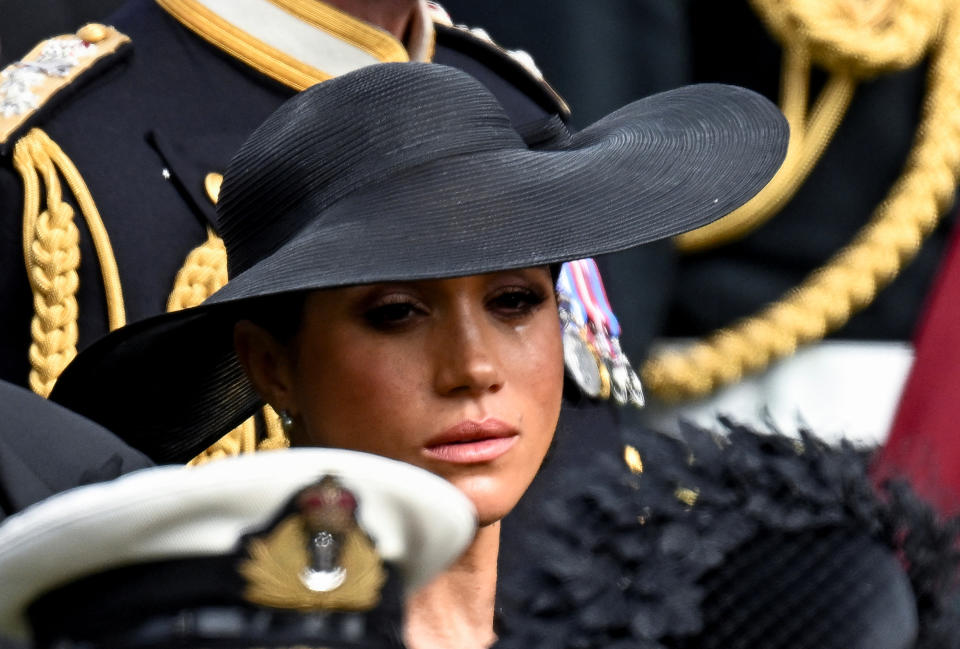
left=362, top=294, right=426, bottom=330
left=486, top=286, right=548, bottom=319
left=358, top=271, right=553, bottom=331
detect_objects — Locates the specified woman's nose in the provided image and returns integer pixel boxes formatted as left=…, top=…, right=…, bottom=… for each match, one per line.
left=433, top=315, right=504, bottom=397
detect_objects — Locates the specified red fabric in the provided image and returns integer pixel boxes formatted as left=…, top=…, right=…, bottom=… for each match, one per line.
left=872, top=220, right=960, bottom=515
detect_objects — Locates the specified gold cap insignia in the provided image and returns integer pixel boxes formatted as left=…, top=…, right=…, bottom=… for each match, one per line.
left=239, top=476, right=386, bottom=611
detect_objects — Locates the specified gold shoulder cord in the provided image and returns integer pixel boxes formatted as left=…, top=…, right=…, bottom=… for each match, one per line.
left=8, top=25, right=128, bottom=398
left=642, top=0, right=960, bottom=402
left=15, top=129, right=126, bottom=397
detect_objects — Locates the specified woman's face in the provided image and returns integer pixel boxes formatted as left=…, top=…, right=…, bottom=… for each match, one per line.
left=247, top=268, right=564, bottom=526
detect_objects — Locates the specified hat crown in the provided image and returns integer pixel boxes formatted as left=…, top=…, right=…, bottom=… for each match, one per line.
left=218, top=63, right=524, bottom=278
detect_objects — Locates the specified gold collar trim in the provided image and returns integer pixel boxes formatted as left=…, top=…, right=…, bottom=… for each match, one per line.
left=156, top=0, right=434, bottom=91
left=265, top=0, right=434, bottom=63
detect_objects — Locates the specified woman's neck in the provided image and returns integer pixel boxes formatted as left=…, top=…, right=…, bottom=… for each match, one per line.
left=323, top=0, right=420, bottom=41
left=403, top=522, right=500, bottom=649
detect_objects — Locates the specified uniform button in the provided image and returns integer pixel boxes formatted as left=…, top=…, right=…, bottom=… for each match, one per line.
left=77, top=23, right=109, bottom=43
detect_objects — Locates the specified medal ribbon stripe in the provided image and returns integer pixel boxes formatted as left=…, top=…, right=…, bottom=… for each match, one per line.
left=583, top=258, right=621, bottom=337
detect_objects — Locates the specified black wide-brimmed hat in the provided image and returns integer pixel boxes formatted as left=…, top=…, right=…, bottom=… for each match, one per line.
left=51, top=63, right=788, bottom=462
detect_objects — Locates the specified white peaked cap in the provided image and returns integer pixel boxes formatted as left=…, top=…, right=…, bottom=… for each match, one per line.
left=0, top=448, right=477, bottom=641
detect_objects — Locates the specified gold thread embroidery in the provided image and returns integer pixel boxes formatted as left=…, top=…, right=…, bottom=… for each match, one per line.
left=156, top=0, right=333, bottom=90
left=265, top=0, right=408, bottom=63
left=15, top=129, right=125, bottom=396
left=240, top=517, right=386, bottom=611
left=1, top=28, right=130, bottom=144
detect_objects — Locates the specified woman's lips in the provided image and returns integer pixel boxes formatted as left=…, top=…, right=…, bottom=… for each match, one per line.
left=422, top=419, right=519, bottom=464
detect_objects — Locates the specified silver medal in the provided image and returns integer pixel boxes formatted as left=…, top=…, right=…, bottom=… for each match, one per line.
left=562, top=326, right=605, bottom=398
left=610, top=337, right=645, bottom=408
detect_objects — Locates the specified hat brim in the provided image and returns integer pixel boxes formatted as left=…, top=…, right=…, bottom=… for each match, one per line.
left=0, top=448, right=477, bottom=641
left=51, top=82, right=788, bottom=462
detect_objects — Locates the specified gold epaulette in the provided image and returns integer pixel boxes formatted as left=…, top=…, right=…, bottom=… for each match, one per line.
left=0, top=24, right=131, bottom=154
left=432, top=18, right=571, bottom=120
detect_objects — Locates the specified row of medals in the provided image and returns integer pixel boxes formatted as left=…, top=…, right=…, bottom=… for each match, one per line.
left=559, top=295, right=645, bottom=408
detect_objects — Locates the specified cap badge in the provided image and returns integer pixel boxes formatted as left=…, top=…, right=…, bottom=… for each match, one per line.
left=239, top=476, right=386, bottom=611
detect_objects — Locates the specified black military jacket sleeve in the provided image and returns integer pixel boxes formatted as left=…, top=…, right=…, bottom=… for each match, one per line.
left=0, top=379, right=154, bottom=521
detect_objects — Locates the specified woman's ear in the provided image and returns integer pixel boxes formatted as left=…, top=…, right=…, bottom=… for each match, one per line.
left=234, top=320, right=297, bottom=414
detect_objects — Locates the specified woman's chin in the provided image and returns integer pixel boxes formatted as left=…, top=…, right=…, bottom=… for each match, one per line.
left=446, top=473, right=525, bottom=527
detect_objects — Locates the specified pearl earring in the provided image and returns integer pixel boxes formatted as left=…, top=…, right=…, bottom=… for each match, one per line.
left=278, top=409, right=295, bottom=435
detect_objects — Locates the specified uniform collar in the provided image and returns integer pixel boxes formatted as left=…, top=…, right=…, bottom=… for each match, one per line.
left=155, top=0, right=435, bottom=90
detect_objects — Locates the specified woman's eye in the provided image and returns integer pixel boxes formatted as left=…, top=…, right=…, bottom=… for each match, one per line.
left=363, top=301, right=423, bottom=329
left=488, top=288, right=547, bottom=317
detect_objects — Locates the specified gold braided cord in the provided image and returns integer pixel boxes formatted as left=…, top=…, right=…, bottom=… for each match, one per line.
left=675, top=0, right=945, bottom=252
left=676, top=49, right=855, bottom=251
left=259, top=408, right=292, bottom=450
left=15, top=133, right=79, bottom=397
left=166, top=227, right=229, bottom=312
left=170, top=230, right=290, bottom=465
left=14, top=128, right=127, bottom=397
left=165, top=228, right=244, bottom=465
left=642, top=0, right=960, bottom=402
left=758, top=0, right=943, bottom=76
left=42, top=133, right=126, bottom=331
left=10, top=127, right=289, bottom=455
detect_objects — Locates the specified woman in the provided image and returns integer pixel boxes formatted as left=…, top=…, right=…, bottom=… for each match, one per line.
left=49, top=62, right=789, bottom=648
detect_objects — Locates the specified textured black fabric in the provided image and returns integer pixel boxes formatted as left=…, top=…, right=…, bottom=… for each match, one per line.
left=28, top=558, right=404, bottom=649
left=682, top=528, right=917, bottom=649
left=494, top=421, right=960, bottom=649
left=0, top=379, right=153, bottom=522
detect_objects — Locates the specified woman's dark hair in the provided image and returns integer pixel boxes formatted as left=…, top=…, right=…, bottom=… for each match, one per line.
left=240, top=291, right=310, bottom=344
